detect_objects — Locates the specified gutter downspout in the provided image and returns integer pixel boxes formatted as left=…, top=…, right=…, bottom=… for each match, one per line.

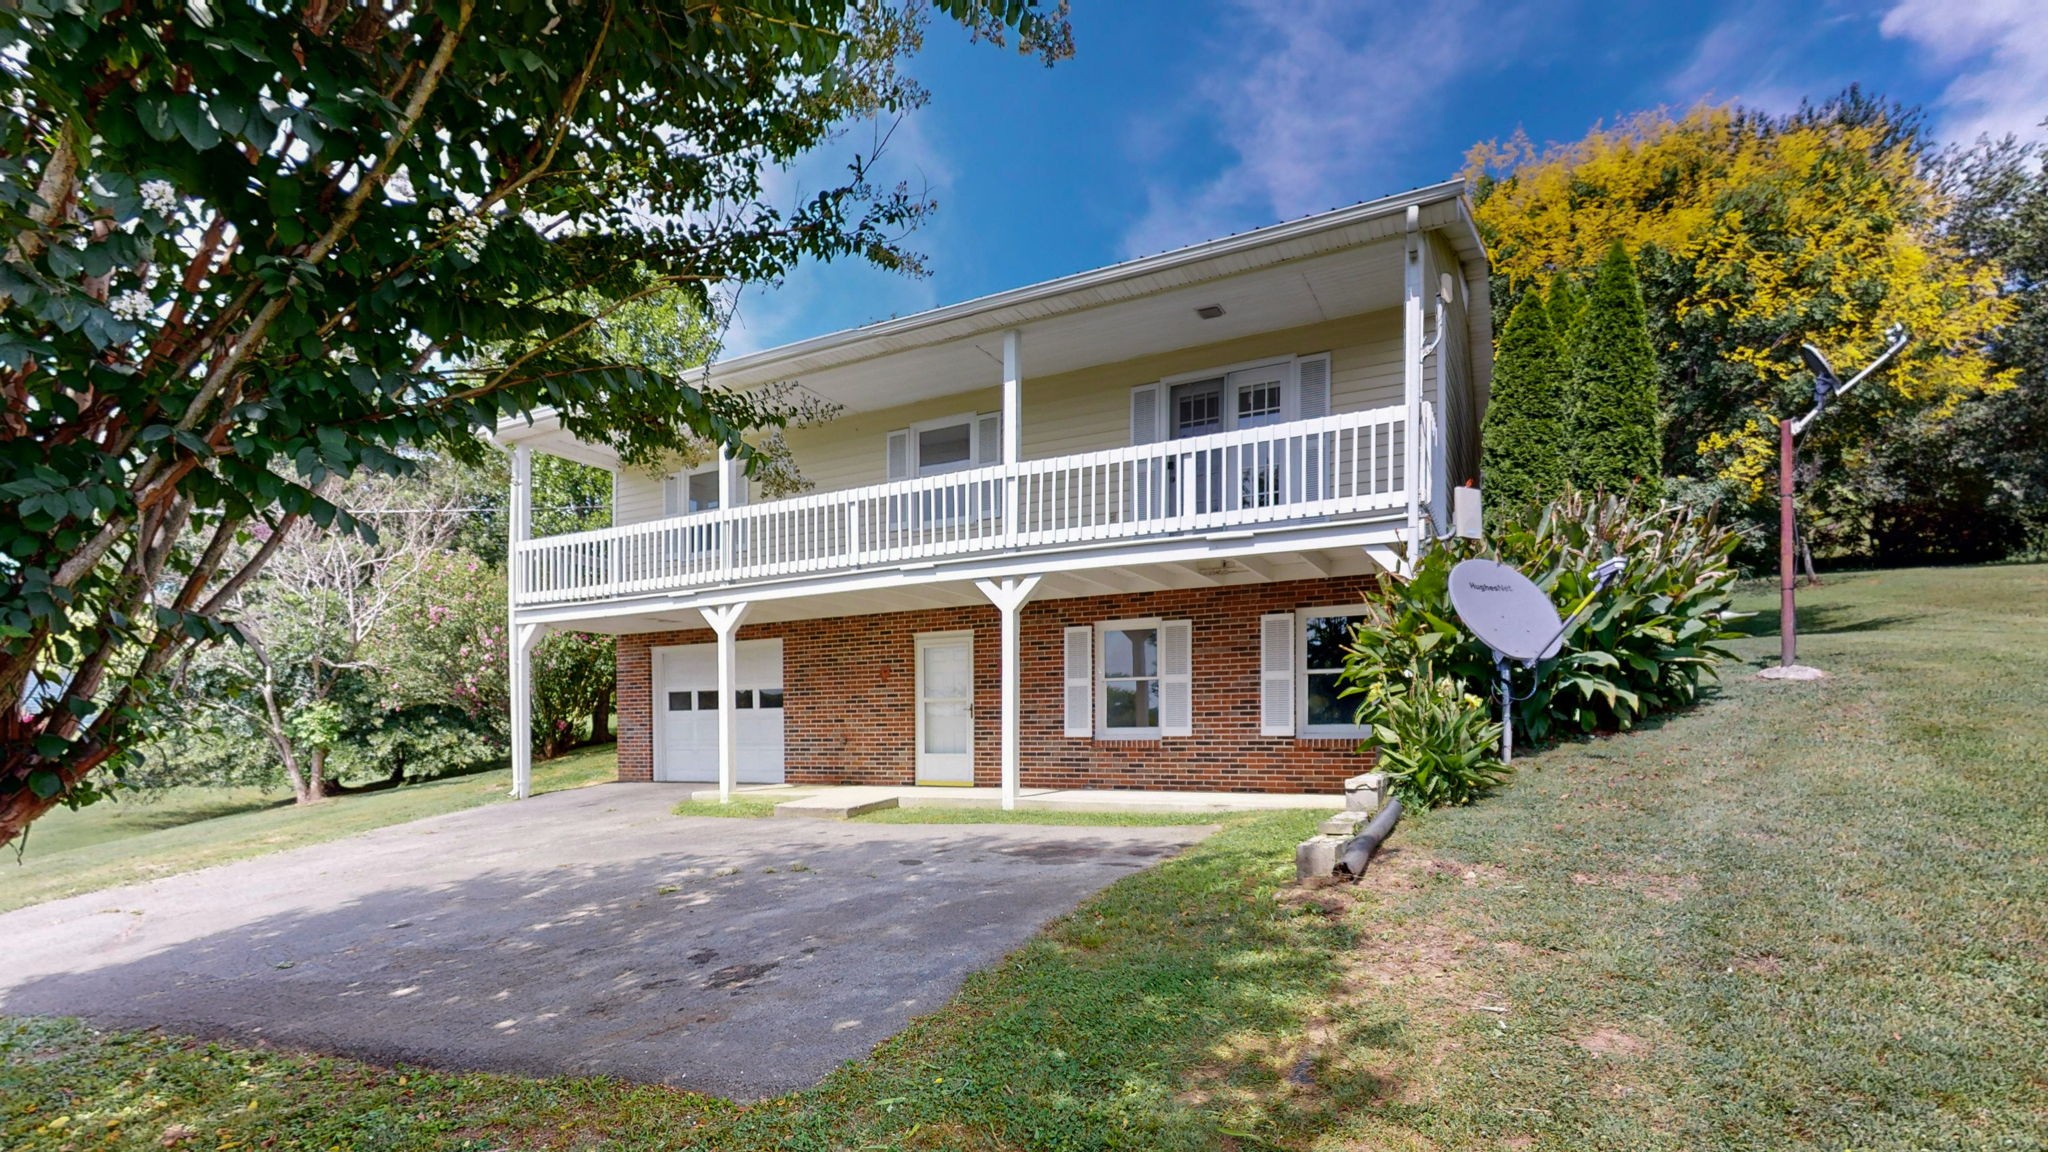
left=1403, top=206, right=1424, bottom=560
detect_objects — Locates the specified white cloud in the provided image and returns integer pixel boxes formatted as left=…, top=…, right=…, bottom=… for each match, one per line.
left=1117, top=0, right=1487, bottom=260
left=1664, top=8, right=1825, bottom=116
left=1881, top=0, right=2048, bottom=142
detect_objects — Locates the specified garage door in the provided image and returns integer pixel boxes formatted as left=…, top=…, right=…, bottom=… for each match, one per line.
left=653, top=640, right=785, bottom=783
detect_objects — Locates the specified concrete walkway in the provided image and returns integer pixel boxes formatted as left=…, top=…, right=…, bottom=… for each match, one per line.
left=0, top=783, right=1207, bottom=1099
left=688, top=783, right=1347, bottom=819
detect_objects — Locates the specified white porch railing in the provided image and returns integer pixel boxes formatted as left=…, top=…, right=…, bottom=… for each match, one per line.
left=514, top=404, right=1420, bottom=606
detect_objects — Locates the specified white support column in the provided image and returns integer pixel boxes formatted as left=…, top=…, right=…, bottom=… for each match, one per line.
left=716, top=446, right=735, bottom=576
left=509, top=621, right=543, bottom=799
left=1002, top=329, right=1023, bottom=543
left=509, top=445, right=533, bottom=598
left=702, top=602, right=752, bottom=804
left=976, top=574, right=1041, bottom=810
left=507, top=445, right=538, bottom=799
left=1001, top=329, right=1023, bottom=463
left=1402, top=206, right=1425, bottom=549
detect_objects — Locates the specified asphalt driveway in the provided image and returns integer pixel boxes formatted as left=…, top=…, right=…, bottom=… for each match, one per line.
left=0, top=784, right=1206, bottom=1099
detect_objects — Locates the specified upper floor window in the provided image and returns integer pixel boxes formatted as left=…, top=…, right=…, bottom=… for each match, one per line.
left=663, top=465, right=720, bottom=516
left=885, top=411, right=1002, bottom=481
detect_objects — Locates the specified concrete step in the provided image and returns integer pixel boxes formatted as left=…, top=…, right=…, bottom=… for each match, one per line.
left=773, top=787, right=903, bottom=819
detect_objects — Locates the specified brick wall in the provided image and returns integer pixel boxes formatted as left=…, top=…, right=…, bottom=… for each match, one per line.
left=615, top=575, right=1384, bottom=793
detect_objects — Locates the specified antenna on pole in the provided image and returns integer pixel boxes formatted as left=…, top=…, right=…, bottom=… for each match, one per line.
left=1762, top=325, right=1909, bottom=681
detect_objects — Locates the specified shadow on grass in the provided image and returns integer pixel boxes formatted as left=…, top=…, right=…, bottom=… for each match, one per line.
left=1727, top=603, right=1913, bottom=639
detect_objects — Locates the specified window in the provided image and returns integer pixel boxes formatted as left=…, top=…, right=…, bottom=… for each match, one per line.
left=886, top=412, right=1001, bottom=481
left=1300, top=607, right=1370, bottom=736
left=1237, top=379, right=1283, bottom=427
left=916, top=421, right=973, bottom=473
left=1171, top=379, right=1223, bottom=439
left=667, top=691, right=692, bottom=711
left=1099, top=621, right=1161, bottom=735
left=663, top=465, right=720, bottom=516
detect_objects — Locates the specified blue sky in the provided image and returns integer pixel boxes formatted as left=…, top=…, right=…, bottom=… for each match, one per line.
left=720, top=0, right=2048, bottom=356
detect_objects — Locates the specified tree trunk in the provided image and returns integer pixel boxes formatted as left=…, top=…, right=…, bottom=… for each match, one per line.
left=590, top=684, right=611, bottom=744
left=1800, top=532, right=1820, bottom=586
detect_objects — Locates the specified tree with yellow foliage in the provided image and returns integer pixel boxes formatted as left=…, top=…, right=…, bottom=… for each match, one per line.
left=1466, top=90, right=2013, bottom=557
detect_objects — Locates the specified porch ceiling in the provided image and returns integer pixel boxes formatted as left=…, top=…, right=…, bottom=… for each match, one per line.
left=764, top=238, right=1409, bottom=416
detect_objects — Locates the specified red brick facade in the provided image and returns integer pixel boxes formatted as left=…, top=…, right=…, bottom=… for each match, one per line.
left=616, top=576, right=1384, bottom=794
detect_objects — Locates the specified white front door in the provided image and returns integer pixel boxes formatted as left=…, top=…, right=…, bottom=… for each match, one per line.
left=915, top=632, right=974, bottom=784
left=654, top=640, right=785, bottom=784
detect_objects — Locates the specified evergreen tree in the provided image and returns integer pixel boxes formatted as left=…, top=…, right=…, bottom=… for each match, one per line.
left=1568, top=241, right=1664, bottom=499
left=1546, top=272, right=1588, bottom=353
left=1480, top=292, right=1570, bottom=520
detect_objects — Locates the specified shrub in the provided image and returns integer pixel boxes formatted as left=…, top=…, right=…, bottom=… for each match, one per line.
left=1344, top=488, right=1745, bottom=756
left=1481, top=291, right=1571, bottom=521
left=1347, top=656, right=1509, bottom=808
left=1568, top=241, right=1663, bottom=503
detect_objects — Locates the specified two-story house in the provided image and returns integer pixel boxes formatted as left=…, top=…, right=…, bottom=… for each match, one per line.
left=495, top=179, right=1492, bottom=806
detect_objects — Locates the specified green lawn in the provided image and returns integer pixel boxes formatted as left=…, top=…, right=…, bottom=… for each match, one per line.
left=4, top=565, right=2044, bottom=1150
left=1, top=745, right=617, bottom=914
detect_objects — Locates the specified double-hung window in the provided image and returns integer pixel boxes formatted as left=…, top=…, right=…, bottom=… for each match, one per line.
left=663, top=465, right=721, bottom=516
left=1300, top=608, right=1368, bottom=735
left=1099, top=621, right=1161, bottom=736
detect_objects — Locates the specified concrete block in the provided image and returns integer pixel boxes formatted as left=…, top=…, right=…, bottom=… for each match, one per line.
left=1344, top=772, right=1388, bottom=813
left=1295, top=836, right=1339, bottom=882
left=1318, top=810, right=1371, bottom=837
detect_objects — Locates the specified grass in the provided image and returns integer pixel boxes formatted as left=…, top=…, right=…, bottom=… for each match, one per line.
left=1, top=745, right=617, bottom=915
left=670, top=795, right=784, bottom=819
left=5, top=564, right=2045, bottom=1150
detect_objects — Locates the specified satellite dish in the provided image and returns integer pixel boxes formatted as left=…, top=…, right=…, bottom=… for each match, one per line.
left=1448, top=558, right=1565, bottom=663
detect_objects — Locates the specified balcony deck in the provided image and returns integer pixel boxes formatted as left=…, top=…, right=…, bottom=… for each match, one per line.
left=513, top=404, right=1430, bottom=610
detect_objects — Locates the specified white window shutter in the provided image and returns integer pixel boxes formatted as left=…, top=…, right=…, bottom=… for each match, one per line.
left=1160, top=619, right=1193, bottom=737
left=886, top=429, right=912, bottom=481
left=1260, top=612, right=1296, bottom=736
left=976, top=412, right=1002, bottom=466
left=662, top=473, right=682, bottom=517
left=1130, top=383, right=1161, bottom=446
left=1063, top=625, right=1093, bottom=737
left=1297, top=353, right=1331, bottom=420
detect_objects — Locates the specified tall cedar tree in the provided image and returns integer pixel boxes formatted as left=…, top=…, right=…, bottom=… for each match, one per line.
left=1569, top=242, right=1663, bottom=500
left=1480, top=292, right=1570, bottom=520
left=1546, top=272, right=1587, bottom=352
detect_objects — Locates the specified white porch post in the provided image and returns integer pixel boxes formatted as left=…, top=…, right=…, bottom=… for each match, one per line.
left=1001, top=329, right=1023, bottom=462
left=507, top=445, right=537, bottom=798
left=509, top=622, right=543, bottom=798
left=976, top=575, right=1041, bottom=810
left=703, top=602, right=752, bottom=803
left=1002, top=329, right=1023, bottom=543
left=1402, top=206, right=1425, bottom=550
left=717, top=446, right=736, bottom=576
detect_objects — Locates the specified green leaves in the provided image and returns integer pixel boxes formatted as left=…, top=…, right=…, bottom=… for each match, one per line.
left=1343, top=488, right=1745, bottom=761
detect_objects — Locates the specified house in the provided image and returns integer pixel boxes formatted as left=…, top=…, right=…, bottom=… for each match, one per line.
left=494, top=179, right=1492, bottom=805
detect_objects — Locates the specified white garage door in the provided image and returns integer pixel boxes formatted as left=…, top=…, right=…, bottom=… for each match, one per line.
left=654, top=640, right=785, bottom=783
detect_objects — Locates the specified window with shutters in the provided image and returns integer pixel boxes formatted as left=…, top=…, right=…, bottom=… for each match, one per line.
left=885, top=411, right=1002, bottom=480
left=1299, top=605, right=1372, bottom=736
left=1098, top=620, right=1160, bottom=736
